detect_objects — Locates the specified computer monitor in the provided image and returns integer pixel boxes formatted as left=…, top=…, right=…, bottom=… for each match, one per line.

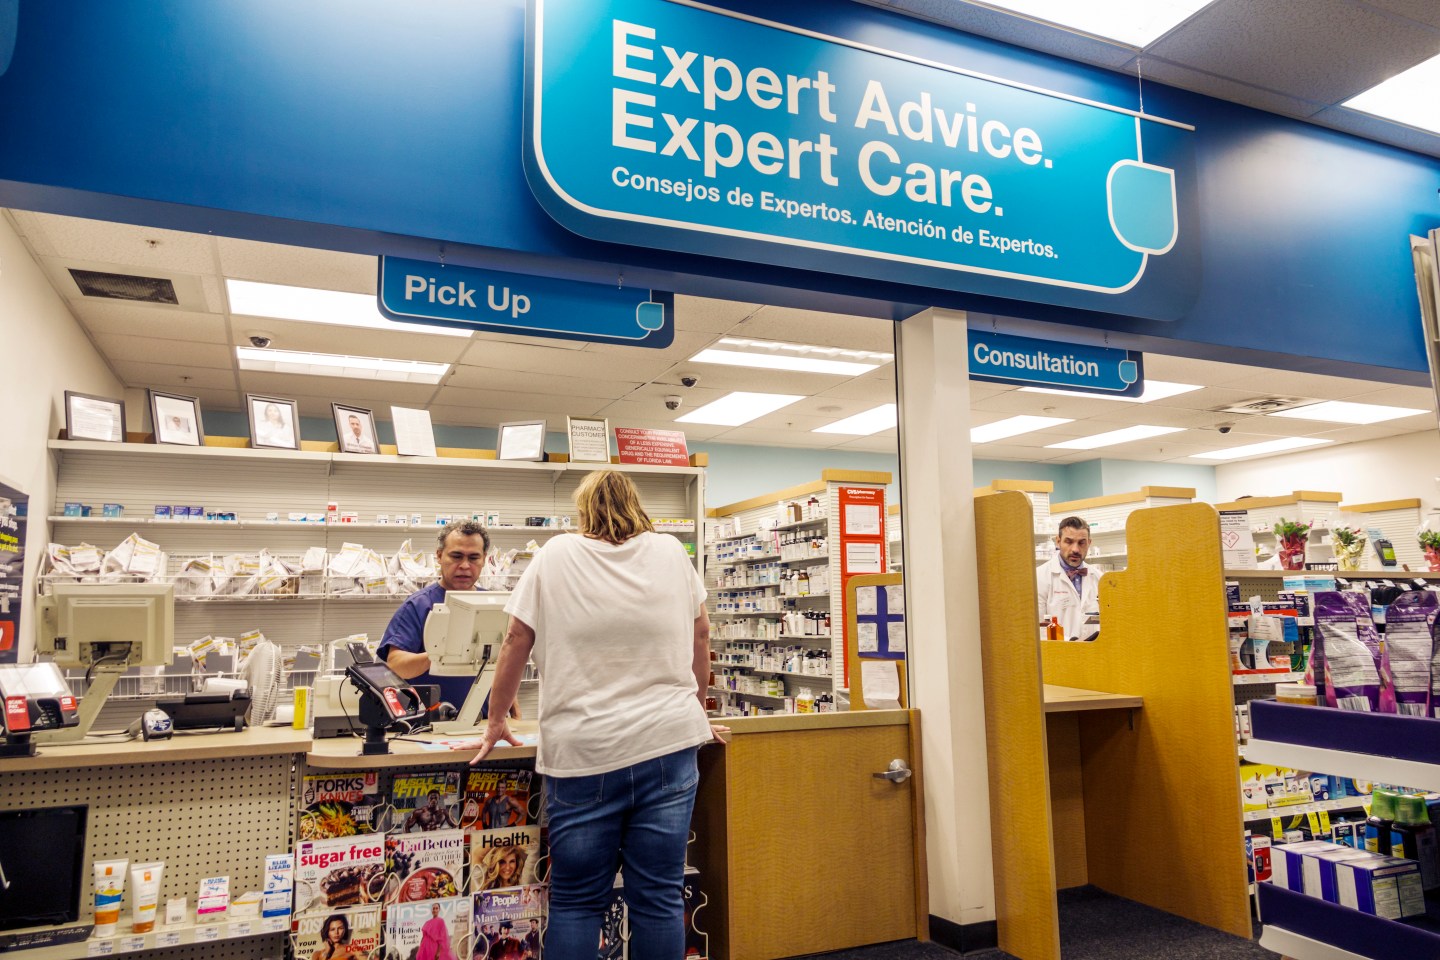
left=0, top=805, right=87, bottom=931
left=38, top=583, right=174, bottom=668
left=422, top=591, right=510, bottom=730
left=422, top=592, right=510, bottom=676
left=33, top=584, right=174, bottom=744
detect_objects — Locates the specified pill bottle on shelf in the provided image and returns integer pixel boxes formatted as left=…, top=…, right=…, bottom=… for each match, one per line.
left=1274, top=682, right=1318, bottom=706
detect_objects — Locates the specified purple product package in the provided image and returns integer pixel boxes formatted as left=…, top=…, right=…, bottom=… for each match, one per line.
left=1385, top=590, right=1435, bottom=717
left=1313, top=592, right=1381, bottom=711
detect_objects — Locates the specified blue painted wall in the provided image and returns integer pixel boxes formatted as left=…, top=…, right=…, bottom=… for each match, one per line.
left=0, top=1, right=1435, bottom=378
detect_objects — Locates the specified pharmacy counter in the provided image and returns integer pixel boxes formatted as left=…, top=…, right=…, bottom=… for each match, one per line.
left=0, top=724, right=313, bottom=774
left=1042, top=684, right=1143, bottom=714
left=304, top=721, right=539, bottom=770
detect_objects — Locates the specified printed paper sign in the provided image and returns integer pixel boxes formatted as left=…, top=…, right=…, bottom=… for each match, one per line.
left=615, top=428, right=690, bottom=466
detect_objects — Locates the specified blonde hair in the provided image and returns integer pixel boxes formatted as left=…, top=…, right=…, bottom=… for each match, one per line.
left=574, top=470, right=653, bottom=544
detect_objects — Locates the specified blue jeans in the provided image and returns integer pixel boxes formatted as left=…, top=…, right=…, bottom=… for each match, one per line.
left=543, top=746, right=699, bottom=960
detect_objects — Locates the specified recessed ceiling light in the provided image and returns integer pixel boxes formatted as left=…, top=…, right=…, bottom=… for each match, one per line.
left=1046, top=425, right=1184, bottom=449
left=236, top=347, right=450, bottom=384
left=1191, top=437, right=1333, bottom=460
left=226, top=278, right=471, bottom=338
left=965, top=0, right=1217, bottom=47
left=970, top=415, right=1073, bottom=443
left=1342, top=52, right=1440, bottom=136
left=689, top=338, right=893, bottom=376
left=675, top=391, right=803, bottom=426
left=1268, top=400, right=1429, bottom=425
left=1018, top=381, right=1202, bottom=403
left=813, top=404, right=897, bottom=435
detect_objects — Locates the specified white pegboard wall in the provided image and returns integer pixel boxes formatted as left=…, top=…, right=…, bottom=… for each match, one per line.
left=1341, top=506, right=1426, bottom=569
left=0, top=754, right=294, bottom=958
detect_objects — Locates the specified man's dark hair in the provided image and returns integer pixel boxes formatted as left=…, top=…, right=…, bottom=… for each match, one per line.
left=438, top=519, right=491, bottom=555
left=1056, top=516, right=1091, bottom=537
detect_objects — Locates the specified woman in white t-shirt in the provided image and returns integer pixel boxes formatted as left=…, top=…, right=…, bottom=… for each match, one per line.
left=469, top=470, right=721, bottom=959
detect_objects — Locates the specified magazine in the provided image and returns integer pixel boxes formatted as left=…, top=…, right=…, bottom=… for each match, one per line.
left=461, top=770, right=533, bottom=830
left=682, top=867, right=707, bottom=959
left=299, top=772, right=382, bottom=839
left=473, top=886, right=546, bottom=960
left=470, top=826, right=543, bottom=893
left=292, top=904, right=381, bottom=960
left=384, top=895, right=472, bottom=960
left=387, top=829, right=466, bottom=903
left=295, top=835, right=387, bottom=914
left=390, top=771, right=463, bottom=833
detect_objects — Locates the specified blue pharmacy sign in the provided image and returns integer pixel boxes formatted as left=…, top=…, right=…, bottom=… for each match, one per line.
left=968, top=331, right=1144, bottom=396
left=377, top=257, right=673, bottom=348
left=525, top=0, right=1192, bottom=301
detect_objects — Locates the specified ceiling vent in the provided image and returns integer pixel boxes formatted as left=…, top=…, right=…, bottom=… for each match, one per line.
left=68, top=268, right=179, bottom=304
left=1212, top=396, right=1318, bottom=415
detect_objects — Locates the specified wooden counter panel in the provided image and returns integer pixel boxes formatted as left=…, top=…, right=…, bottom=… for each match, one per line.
left=0, top=725, right=312, bottom=773
left=725, top=724, right=916, bottom=959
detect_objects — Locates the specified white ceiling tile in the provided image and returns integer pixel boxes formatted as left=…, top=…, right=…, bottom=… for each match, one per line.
left=1146, top=385, right=1263, bottom=411
left=815, top=378, right=900, bottom=403
left=1363, top=0, right=1440, bottom=30
left=444, top=365, right=643, bottom=400
left=112, top=359, right=237, bottom=392
left=732, top=305, right=896, bottom=352
left=1134, top=56, right=1325, bottom=118
left=1302, top=421, right=1435, bottom=443
left=93, top=333, right=233, bottom=370
left=215, top=238, right=376, bottom=293
left=1330, top=384, right=1437, bottom=409
left=709, top=426, right=843, bottom=447
left=228, top=318, right=471, bottom=363
left=673, top=294, right=761, bottom=333
left=581, top=329, right=717, bottom=361
left=467, top=331, right=588, bottom=351
left=429, top=386, right=611, bottom=417
left=970, top=442, right=1073, bottom=461
left=970, top=391, right=1138, bottom=419
left=862, top=0, right=1140, bottom=68
left=1145, top=0, right=1440, bottom=104
left=1081, top=406, right=1236, bottom=429
left=76, top=301, right=230, bottom=343
left=654, top=361, right=857, bottom=395
left=460, top=339, right=674, bottom=380
left=17, top=212, right=220, bottom=273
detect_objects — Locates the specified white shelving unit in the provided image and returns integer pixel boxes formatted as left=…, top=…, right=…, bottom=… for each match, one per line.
left=1039, top=485, right=1194, bottom=571
left=1250, top=701, right=1440, bottom=958
left=43, top=440, right=706, bottom=725
left=1214, top=490, right=1342, bottom=566
left=1337, top=498, right=1428, bottom=570
left=704, top=470, right=890, bottom=715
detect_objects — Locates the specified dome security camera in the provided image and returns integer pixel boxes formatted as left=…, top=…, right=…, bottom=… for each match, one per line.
left=248, top=334, right=273, bottom=348
left=680, top=375, right=700, bottom=388
left=665, top=395, right=683, bottom=411
left=1217, top=423, right=1234, bottom=434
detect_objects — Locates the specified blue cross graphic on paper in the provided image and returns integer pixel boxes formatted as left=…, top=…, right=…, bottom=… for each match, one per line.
left=857, top=585, right=905, bottom=661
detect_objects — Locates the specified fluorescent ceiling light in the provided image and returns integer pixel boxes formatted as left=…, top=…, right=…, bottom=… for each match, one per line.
left=689, top=337, right=892, bottom=376
left=813, top=404, right=897, bottom=435
left=226, top=278, right=471, bottom=338
left=1342, top=52, right=1440, bottom=135
left=1046, top=425, right=1184, bottom=449
left=970, top=415, right=1073, bottom=443
left=1018, top=381, right=1202, bottom=403
left=675, top=391, right=803, bottom=426
left=1267, top=400, right=1429, bottom=425
left=236, top=346, right=450, bottom=384
left=966, top=0, right=1216, bottom=47
left=1192, top=437, right=1333, bottom=461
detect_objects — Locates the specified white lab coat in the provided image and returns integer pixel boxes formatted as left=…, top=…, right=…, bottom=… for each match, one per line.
left=1036, top=552, right=1100, bottom=641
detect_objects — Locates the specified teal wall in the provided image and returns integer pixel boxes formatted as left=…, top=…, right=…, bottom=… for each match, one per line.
left=1099, top=459, right=1216, bottom=503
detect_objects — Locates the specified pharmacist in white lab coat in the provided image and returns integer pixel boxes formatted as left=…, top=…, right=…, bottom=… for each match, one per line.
left=1036, top=515, right=1101, bottom=641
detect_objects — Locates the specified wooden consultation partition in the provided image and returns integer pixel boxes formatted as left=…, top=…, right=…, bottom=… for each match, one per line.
left=975, top=493, right=1252, bottom=960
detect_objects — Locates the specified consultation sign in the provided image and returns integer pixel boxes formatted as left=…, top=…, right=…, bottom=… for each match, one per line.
left=968, top=331, right=1143, bottom=396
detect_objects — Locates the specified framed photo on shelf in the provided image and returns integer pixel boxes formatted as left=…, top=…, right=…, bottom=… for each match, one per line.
left=246, top=394, right=300, bottom=450
left=497, top=420, right=547, bottom=462
left=148, top=390, right=204, bottom=447
left=332, top=403, right=380, bottom=455
left=63, top=391, right=126, bottom=443
left=566, top=416, right=611, bottom=463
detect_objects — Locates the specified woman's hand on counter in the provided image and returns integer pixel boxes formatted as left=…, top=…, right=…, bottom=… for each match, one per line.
left=709, top=723, right=730, bottom=744
left=467, top=718, right=524, bottom=764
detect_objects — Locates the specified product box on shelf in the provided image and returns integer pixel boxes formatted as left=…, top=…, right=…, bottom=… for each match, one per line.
left=1336, top=855, right=1426, bottom=919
